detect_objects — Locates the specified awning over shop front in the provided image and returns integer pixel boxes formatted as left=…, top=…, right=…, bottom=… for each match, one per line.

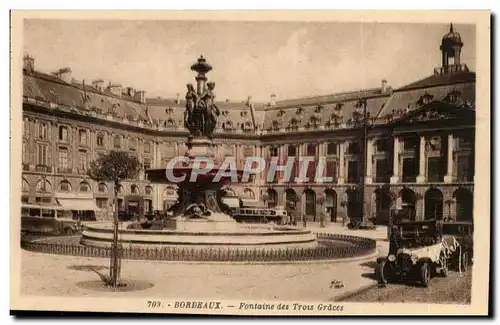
left=56, top=198, right=101, bottom=211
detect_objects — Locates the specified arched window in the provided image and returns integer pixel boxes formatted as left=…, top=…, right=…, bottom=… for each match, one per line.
left=131, top=184, right=139, bottom=195
left=453, top=188, right=473, bottom=222
left=79, top=181, right=90, bottom=192
left=22, top=178, right=30, bottom=192
left=98, top=183, right=107, bottom=194
left=35, top=179, right=51, bottom=192
left=116, top=184, right=124, bottom=195
left=145, top=186, right=153, bottom=196
left=164, top=186, right=177, bottom=197
left=58, top=180, right=72, bottom=192
left=243, top=188, right=255, bottom=200
left=424, top=188, right=443, bottom=220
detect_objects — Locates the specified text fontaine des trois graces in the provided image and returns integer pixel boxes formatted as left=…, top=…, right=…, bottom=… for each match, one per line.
left=164, top=156, right=337, bottom=184
left=167, top=300, right=344, bottom=313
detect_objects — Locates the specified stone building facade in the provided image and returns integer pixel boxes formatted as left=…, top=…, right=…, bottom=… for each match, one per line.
left=20, top=24, right=475, bottom=224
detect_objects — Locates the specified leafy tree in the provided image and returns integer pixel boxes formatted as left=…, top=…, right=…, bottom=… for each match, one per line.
left=87, top=150, right=141, bottom=287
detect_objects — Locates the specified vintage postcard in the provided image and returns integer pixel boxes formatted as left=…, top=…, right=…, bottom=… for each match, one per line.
left=10, top=10, right=491, bottom=316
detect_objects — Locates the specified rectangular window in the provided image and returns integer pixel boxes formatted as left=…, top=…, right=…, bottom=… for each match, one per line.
left=269, top=147, right=278, bottom=157
left=403, top=138, right=418, bottom=151
left=79, top=150, right=87, bottom=170
left=375, top=158, right=390, bottom=183
left=37, top=144, right=47, bottom=165
left=79, top=130, right=87, bottom=146
left=457, top=155, right=474, bottom=182
left=402, top=157, right=417, bottom=182
left=327, top=142, right=337, bottom=156
left=243, top=146, right=253, bottom=157
left=427, top=157, right=444, bottom=182
left=58, top=149, right=68, bottom=169
left=129, top=138, right=137, bottom=151
left=96, top=198, right=108, bottom=209
left=38, top=123, right=47, bottom=140
left=97, top=135, right=104, bottom=147
left=143, top=158, right=151, bottom=170
left=58, top=126, right=68, bottom=142
left=306, top=144, right=316, bottom=156
left=144, top=142, right=151, bottom=153
left=326, top=160, right=337, bottom=182
left=457, top=136, right=472, bottom=149
left=376, top=139, right=389, bottom=152
left=306, top=159, right=316, bottom=181
left=287, top=145, right=297, bottom=157
left=22, top=141, right=27, bottom=163
left=114, top=136, right=121, bottom=148
left=23, top=120, right=29, bottom=137
left=347, top=160, right=359, bottom=183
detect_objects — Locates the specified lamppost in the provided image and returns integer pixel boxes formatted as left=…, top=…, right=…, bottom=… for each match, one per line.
left=355, top=98, right=376, bottom=226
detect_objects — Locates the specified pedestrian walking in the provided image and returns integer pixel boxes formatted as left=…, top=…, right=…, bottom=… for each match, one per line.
left=302, top=215, right=307, bottom=228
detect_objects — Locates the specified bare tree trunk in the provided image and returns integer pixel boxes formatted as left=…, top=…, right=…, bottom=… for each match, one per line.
left=109, top=184, right=120, bottom=287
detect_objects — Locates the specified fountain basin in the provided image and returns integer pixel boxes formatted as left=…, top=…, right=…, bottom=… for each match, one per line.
left=80, top=222, right=318, bottom=249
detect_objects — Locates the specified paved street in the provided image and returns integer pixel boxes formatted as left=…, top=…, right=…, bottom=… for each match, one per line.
left=338, top=267, right=472, bottom=304
left=19, top=225, right=389, bottom=301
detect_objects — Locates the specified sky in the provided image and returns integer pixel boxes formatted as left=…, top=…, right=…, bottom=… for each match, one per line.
left=23, top=20, right=476, bottom=102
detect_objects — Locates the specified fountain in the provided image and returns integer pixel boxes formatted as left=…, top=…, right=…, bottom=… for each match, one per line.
left=79, top=56, right=375, bottom=260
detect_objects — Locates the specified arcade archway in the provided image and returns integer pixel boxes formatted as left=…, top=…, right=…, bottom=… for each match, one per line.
left=325, top=189, right=338, bottom=222
left=399, top=188, right=416, bottom=220
left=374, top=188, right=391, bottom=224
left=425, top=188, right=443, bottom=220
left=346, top=188, right=361, bottom=220
left=453, top=188, right=473, bottom=222
left=304, top=189, right=316, bottom=221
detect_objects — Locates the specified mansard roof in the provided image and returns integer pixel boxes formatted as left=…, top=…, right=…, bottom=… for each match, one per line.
left=377, top=73, right=475, bottom=121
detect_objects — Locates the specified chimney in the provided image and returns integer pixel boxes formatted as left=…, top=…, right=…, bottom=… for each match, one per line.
left=134, top=90, right=146, bottom=104
left=381, top=79, right=388, bottom=94
left=23, top=55, right=34, bottom=73
left=270, top=93, right=276, bottom=106
left=124, top=87, right=135, bottom=97
left=53, top=67, right=72, bottom=83
left=108, top=82, right=122, bottom=97
left=92, top=79, right=104, bottom=92
left=176, top=93, right=180, bottom=104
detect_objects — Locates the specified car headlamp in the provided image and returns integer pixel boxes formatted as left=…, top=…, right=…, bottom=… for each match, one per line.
left=388, top=254, right=396, bottom=262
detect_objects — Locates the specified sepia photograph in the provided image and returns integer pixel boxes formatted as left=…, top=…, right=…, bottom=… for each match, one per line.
left=9, top=10, right=491, bottom=316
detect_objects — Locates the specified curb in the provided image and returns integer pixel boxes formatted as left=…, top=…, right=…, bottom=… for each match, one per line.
left=330, top=282, right=379, bottom=302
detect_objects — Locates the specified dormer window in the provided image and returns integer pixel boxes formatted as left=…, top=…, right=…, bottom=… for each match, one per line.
left=288, top=118, right=299, bottom=131
left=271, top=120, right=280, bottom=131
left=165, top=107, right=174, bottom=115
left=222, top=110, right=230, bottom=117
left=315, top=105, right=324, bottom=113
left=277, top=109, right=285, bottom=118
left=296, top=107, right=304, bottom=115
left=417, top=93, right=434, bottom=106
left=165, top=119, right=175, bottom=128
left=444, top=90, right=462, bottom=103
left=223, top=121, right=233, bottom=131
left=240, top=111, right=247, bottom=117
left=334, top=103, right=344, bottom=111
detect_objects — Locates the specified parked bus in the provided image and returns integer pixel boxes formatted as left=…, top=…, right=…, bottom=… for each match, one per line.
left=231, top=206, right=289, bottom=224
left=21, top=204, right=82, bottom=235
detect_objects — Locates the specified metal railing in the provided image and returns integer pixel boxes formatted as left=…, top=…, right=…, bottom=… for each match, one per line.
left=21, top=233, right=376, bottom=262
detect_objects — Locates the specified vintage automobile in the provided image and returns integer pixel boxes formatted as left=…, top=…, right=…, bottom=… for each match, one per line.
left=443, top=221, right=474, bottom=271
left=376, top=219, right=464, bottom=287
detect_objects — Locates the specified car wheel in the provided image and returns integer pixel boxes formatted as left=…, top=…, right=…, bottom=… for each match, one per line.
left=64, top=227, right=74, bottom=236
left=420, top=261, right=431, bottom=287
left=461, top=251, right=469, bottom=272
left=376, top=260, right=392, bottom=287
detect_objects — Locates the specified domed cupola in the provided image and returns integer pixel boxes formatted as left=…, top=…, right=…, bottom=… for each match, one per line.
left=439, top=23, right=464, bottom=71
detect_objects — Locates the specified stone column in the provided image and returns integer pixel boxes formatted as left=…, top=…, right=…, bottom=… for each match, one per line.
left=337, top=142, right=345, bottom=185
left=444, top=134, right=455, bottom=183
left=417, top=135, right=426, bottom=183
left=390, top=136, right=400, bottom=184
left=365, top=138, right=373, bottom=185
